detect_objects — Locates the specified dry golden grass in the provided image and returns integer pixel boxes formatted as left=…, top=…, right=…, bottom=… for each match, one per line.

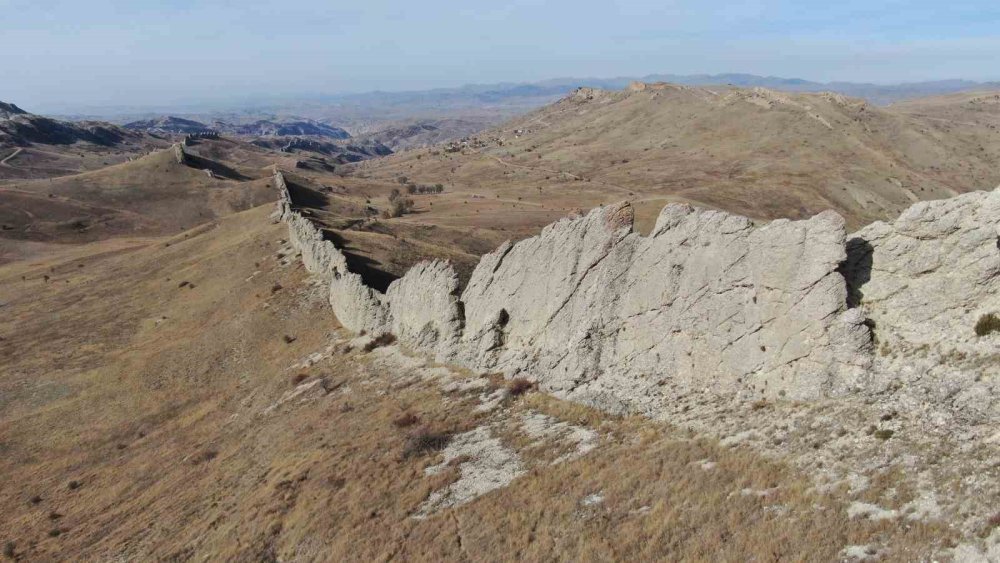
left=327, top=85, right=1000, bottom=236
left=0, top=138, right=278, bottom=245
left=0, top=203, right=956, bottom=561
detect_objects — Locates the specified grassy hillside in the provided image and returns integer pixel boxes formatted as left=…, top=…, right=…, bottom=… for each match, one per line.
left=0, top=204, right=957, bottom=560
left=0, top=140, right=281, bottom=245
left=345, top=84, right=1000, bottom=231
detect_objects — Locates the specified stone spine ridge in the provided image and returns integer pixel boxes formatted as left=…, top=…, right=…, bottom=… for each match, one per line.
left=274, top=170, right=998, bottom=417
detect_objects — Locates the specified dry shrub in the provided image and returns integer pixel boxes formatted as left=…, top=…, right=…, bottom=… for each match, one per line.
left=507, top=378, right=535, bottom=397
left=402, top=426, right=450, bottom=459
left=980, top=512, right=1000, bottom=538
left=363, top=333, right=396, bottom=352
left=392, top=412, right=420, bottom=428
left=191, top=450, right=218, bottom=465
left=974, top=313, right=1000, bottom=336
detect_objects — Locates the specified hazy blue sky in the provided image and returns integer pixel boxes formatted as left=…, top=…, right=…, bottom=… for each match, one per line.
left=3, top=0, right=1000, bottom=112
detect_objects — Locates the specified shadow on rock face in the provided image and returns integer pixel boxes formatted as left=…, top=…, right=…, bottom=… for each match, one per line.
left=182, top=153, right=252, bottom=182
left=840, top=237, right=874, bottom=309
left=323, top=229, right=399, bottom=293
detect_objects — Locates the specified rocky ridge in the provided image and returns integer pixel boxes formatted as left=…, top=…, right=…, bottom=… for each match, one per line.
left=275, top=173, right=1000, bottom=550
left=274, top=170, right=998, bottom=420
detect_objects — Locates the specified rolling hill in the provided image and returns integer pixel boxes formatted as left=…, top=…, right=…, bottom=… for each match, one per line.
left=347, top=82, right=1000, bottom=231
left=1, top=101, right=169, bottom=180
left=0, top=138, right=281, bottom=248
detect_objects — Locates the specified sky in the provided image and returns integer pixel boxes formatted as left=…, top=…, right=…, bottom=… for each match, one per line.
left=3, top=0, right=1000, bottom=112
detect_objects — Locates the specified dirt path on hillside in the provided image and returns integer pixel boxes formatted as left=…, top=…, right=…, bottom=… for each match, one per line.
left=0, top=147, right=23, bottom=167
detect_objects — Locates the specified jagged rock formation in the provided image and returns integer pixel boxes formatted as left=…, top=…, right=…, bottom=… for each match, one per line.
left=275, top=170, right=998, bottom=416
left=843, top=188, right=1000, bottom=418
left=451, top=203, right=871, bottom=410
left=845, top=188, right=999, bottom=350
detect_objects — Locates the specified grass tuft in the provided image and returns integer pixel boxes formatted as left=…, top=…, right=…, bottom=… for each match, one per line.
left=363, top=333, right=396, bottom=352
left=507, top=378, right=535, bottom=397
left=974, top=313, right=1000, bottom=337
left=392, top=412, right=420, bottom=428
left=402, top=426, right=450, bottom=459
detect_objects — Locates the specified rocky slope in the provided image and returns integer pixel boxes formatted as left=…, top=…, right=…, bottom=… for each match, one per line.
left=250, top=136, right=391, bottom=163
left=276, top=175, right=1000, bottom=553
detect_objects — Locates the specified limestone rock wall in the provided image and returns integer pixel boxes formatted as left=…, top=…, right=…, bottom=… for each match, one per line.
left=386, top=260, right=464, bottom=362
left=276, top=172, right=389, bottom=334
left=172, top=143, right=187, bottom=164
left=844, top=187, right=1000, bottom=351
left=274, top=169, right=997, bottom=415
left=452, top=202, right=870, bottom=411
left=841, top=188, right=1000, bottom=418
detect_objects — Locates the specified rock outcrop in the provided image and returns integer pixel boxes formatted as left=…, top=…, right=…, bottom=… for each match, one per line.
left=172, top=143, right=187, bottom=165
left=275, top=170, right=998, bottom=417
left=842, top=187, right=1000, bottom=419
left=844, top=188, right=1000, bottom=351
left=452, top=202, right=871, bottom=412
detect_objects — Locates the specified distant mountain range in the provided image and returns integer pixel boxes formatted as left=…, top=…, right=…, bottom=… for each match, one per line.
left=318, top=74, right=1000, bottom=110
left=51, top=74, right=1000, bottom=124
left=123, top=116, right=351, bottom=139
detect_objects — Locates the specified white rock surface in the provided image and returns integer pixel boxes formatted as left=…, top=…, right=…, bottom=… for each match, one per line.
left=844, top=187, right=1000, bottom=350
left=386, top=260, right=464, bottom=362
left=454, top=201, right=870, bottom=411
left=419, top=426, right=525, bottom=516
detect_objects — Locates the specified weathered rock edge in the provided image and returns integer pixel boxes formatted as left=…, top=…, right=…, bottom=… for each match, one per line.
left=274, top=170, right=999, bottom=415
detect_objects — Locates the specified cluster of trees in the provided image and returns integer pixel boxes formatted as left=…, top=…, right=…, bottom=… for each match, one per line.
left=397, top=176, right=445, bottom=194
left=384, top=188, right=415, bottom=218
left=406, top=183, right=444, bottom=194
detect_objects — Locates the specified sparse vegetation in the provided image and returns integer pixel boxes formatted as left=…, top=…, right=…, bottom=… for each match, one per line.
left=401, top=426, right=451, bottom=458
left=384, top=188, right=415, bottom=218
left=191, top=450, right=218, bottom=465
left=507, top=378, right=535, bottom=397
left=362, top=333, right=397, bottom=352
left=874, top=429, right=895, bottom=440
left=392, top=412, right=420, bottom=428
left=974, top=313, right=1000, bottom=336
